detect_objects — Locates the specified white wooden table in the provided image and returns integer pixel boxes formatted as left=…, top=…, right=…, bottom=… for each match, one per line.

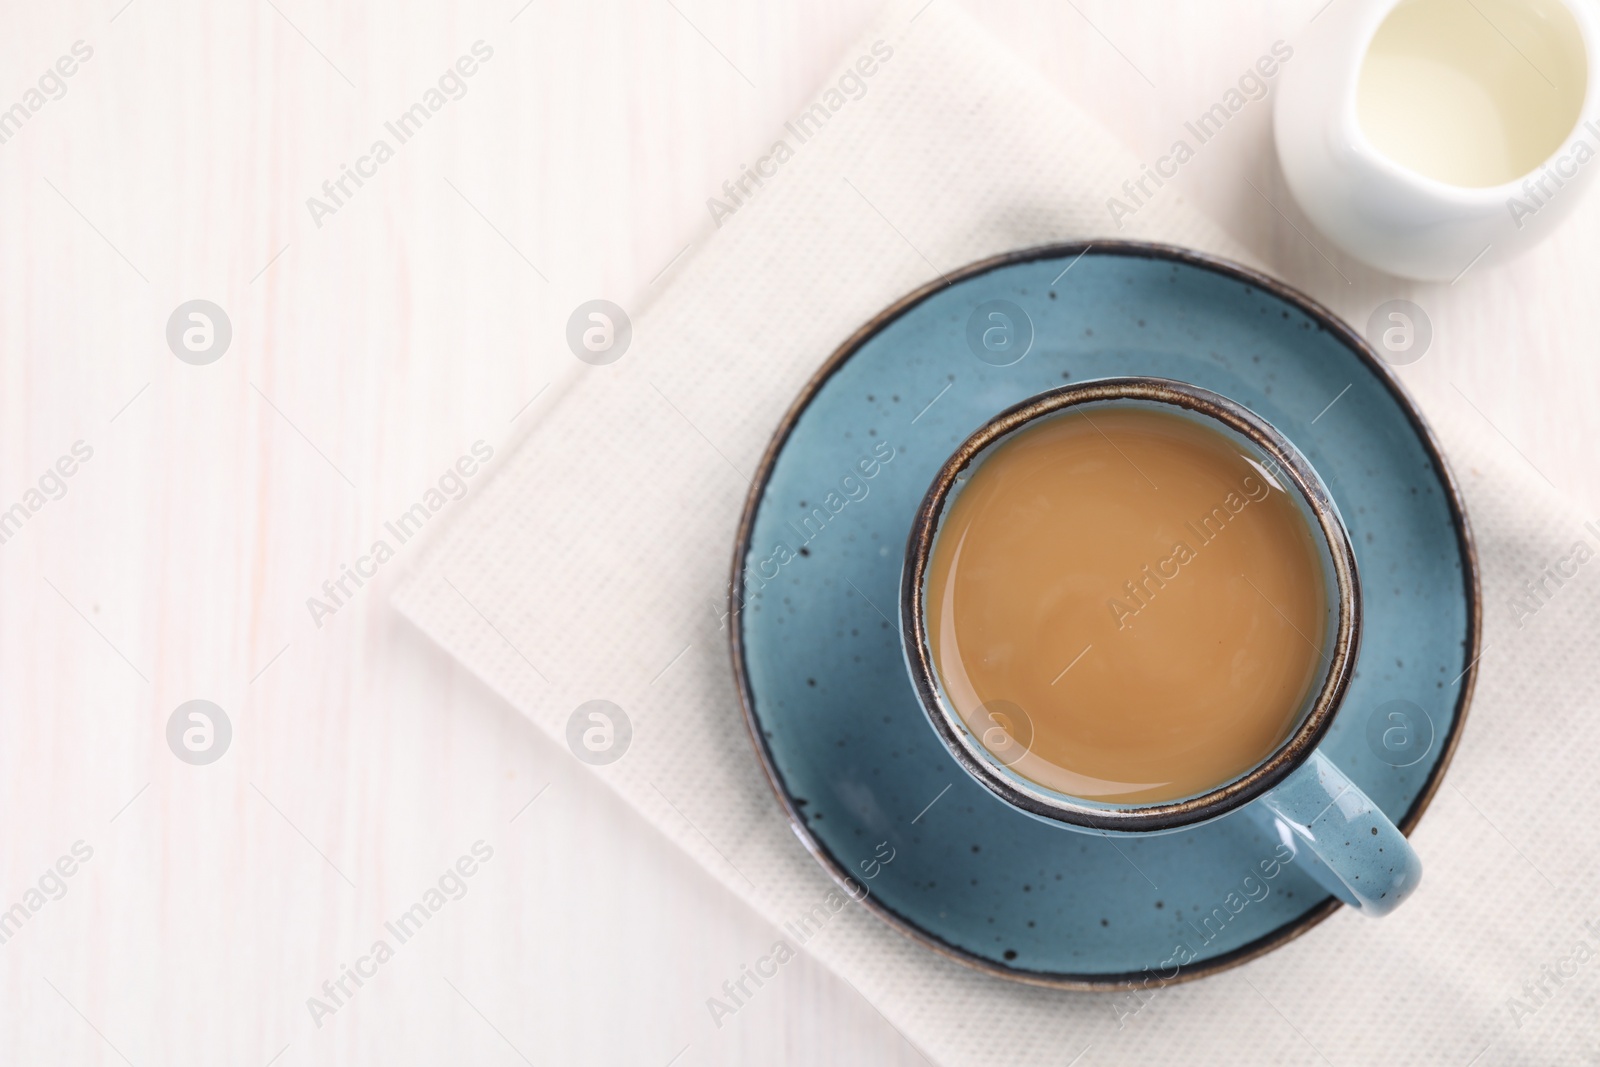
left=2, top=1, right=1595, bottom=1064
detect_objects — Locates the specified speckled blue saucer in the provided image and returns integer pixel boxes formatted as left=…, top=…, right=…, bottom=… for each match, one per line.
left=729, top=243, right=1479, bottom=989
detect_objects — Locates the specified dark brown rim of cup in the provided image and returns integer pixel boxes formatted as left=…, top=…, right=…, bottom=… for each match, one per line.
left=902, top=377, right=1362, bottom=833
left=728, top=240, right=1481, bottom=991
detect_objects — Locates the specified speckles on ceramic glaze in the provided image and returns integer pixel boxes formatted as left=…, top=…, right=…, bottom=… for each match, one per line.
left=735, top=245, right=1473, bottom=985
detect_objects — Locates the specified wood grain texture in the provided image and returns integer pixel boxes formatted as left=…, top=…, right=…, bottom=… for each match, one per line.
left=0, top=1, right=1593, bottom=1065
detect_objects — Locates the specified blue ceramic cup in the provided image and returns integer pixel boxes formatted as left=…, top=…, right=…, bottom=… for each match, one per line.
left=901, top=377, right=1422, bottom=917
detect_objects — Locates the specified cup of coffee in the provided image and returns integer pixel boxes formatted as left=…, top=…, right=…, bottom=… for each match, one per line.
left=900, top=377, right=1421, bottom=917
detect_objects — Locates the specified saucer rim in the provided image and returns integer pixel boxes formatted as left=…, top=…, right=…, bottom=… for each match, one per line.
left=727, top=240, right=1482, bottom=991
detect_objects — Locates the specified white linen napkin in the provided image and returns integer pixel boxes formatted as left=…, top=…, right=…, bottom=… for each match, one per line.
left=394, top=4, right=1600, bottom=1063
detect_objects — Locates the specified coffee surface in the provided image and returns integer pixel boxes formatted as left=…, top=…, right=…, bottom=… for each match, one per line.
left=924, top=405, right=1329, bottom=804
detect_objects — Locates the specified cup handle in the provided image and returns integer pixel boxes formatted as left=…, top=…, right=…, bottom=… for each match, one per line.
left=1251, top=749, right=1422, bottom=917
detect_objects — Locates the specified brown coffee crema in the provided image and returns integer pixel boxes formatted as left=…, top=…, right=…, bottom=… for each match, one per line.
left=1107, top=467, right=1273, bottom=632
left=924, top=406, right=1329, bottom=804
